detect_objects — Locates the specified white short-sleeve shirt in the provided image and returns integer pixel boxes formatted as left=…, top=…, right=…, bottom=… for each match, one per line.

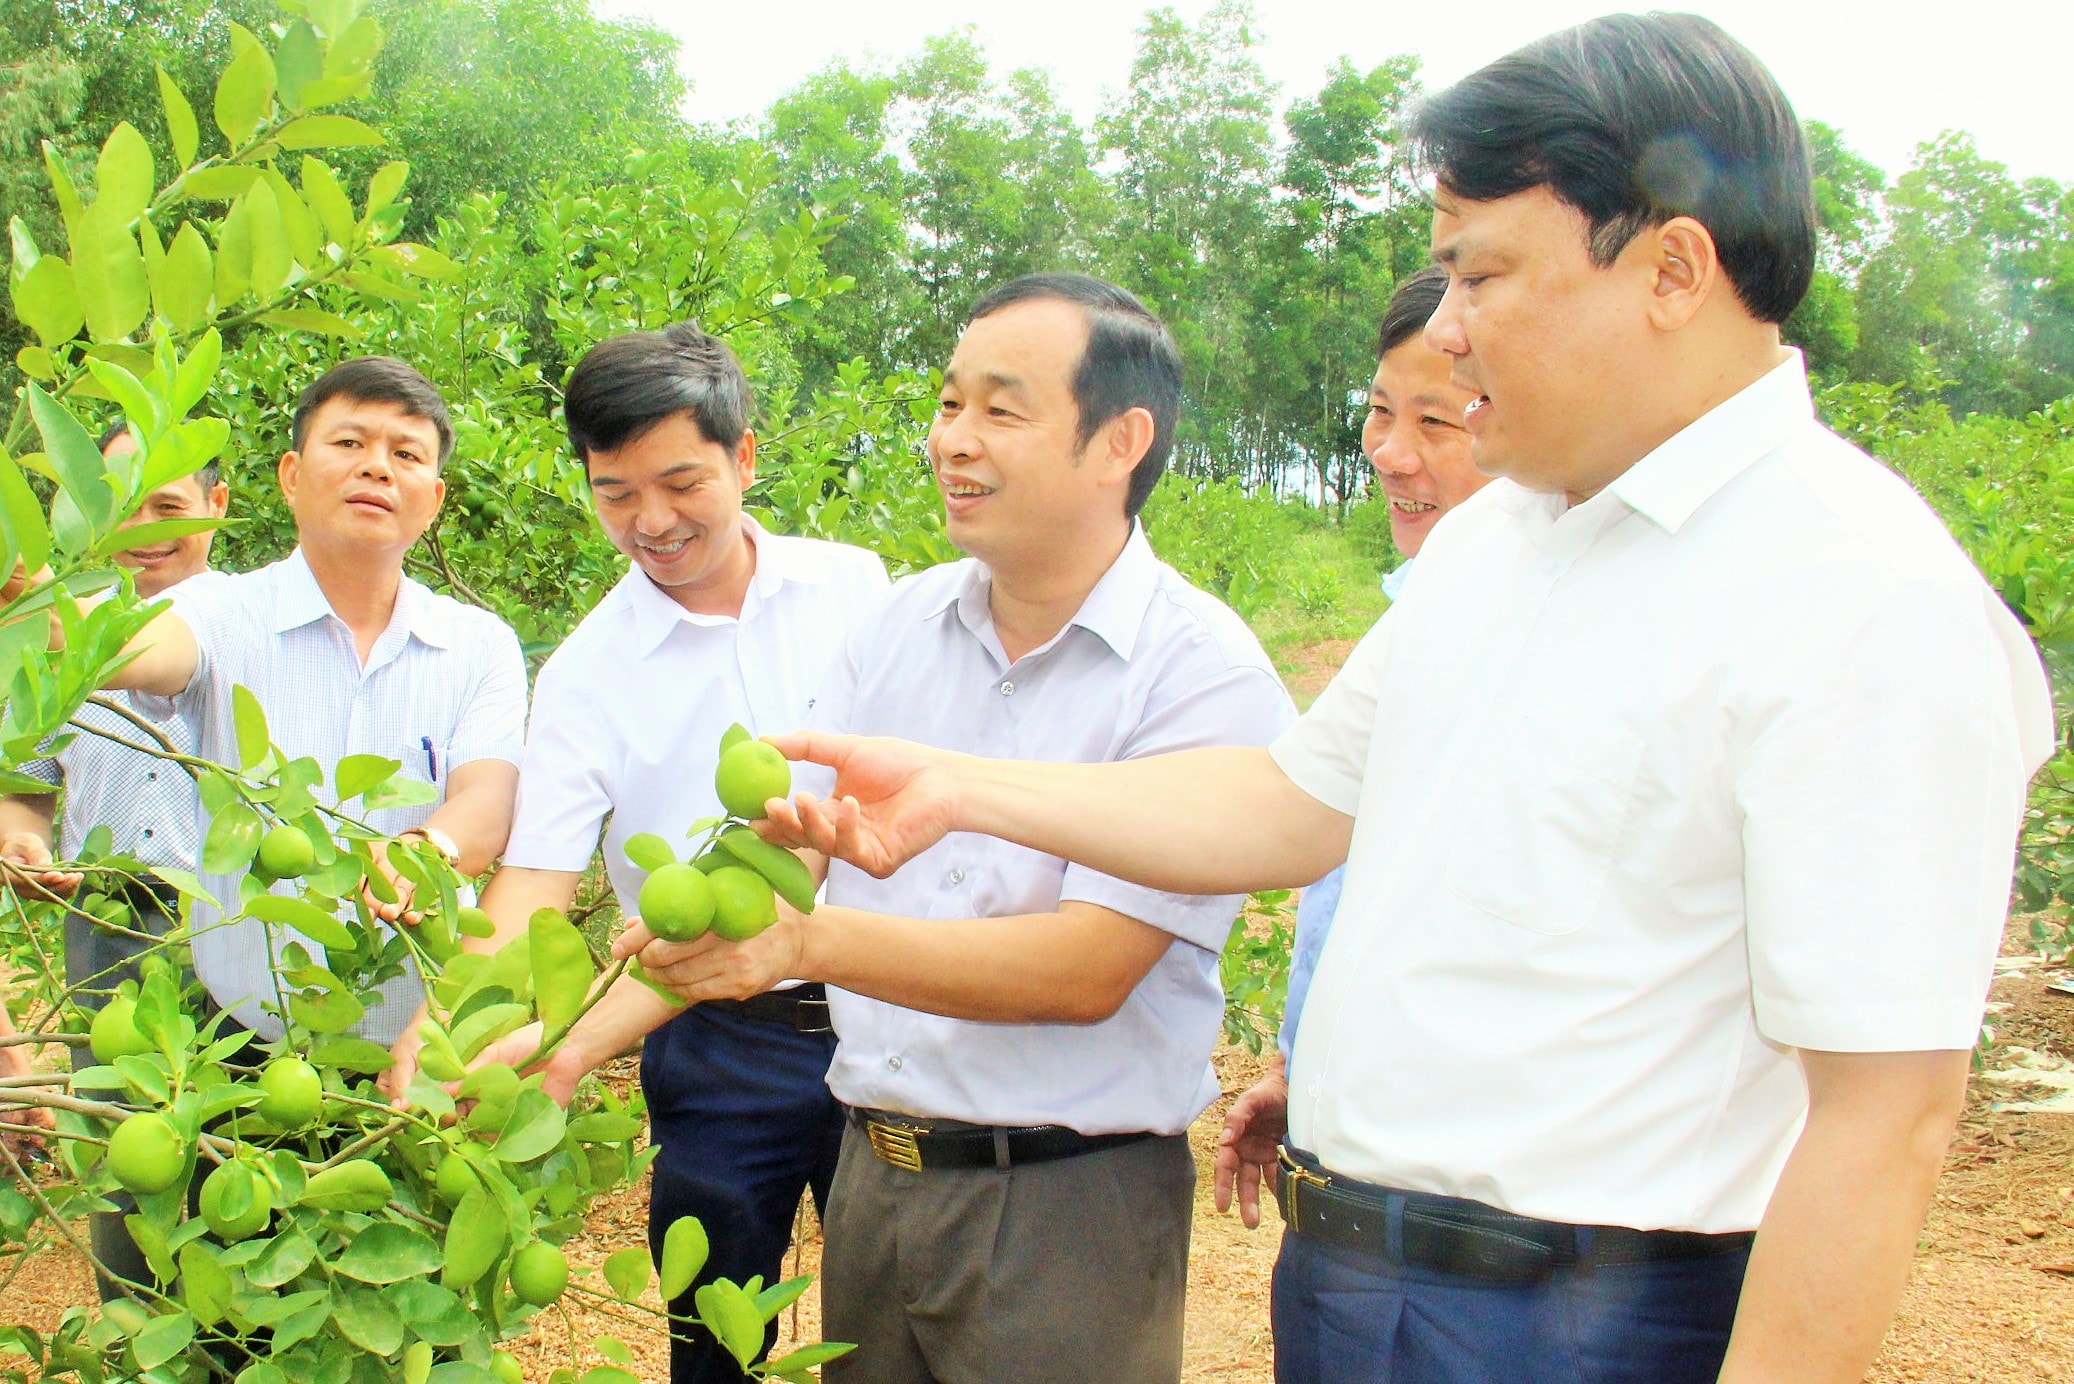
left=504, top=517, right=889, bottom=915
left=154, top=550, right=528, bottom=1043
left=1272, top=354, right=2056, bottom=1232
left=818, top=526, right=1296, bottom=1135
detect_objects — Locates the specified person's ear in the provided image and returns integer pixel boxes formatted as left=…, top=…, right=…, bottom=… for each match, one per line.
left=206, top=481, right=229, bottom=518
left=735, top=430, right=757, bottom=493
left=277, top=451, right=299, bottom=508
left=1645, top=217, right=1719, bottom=330
left=1093, top=407, right=1155, bottom=492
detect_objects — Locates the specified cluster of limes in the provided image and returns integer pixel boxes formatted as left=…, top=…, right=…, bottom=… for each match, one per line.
left=632, top=727, right=817, bottom=944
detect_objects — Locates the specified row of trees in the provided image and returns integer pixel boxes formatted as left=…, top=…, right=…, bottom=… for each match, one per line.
left=5, top=0, right=2069, bottom=515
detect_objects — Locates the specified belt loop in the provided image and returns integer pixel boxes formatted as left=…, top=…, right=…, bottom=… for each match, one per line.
left=1384, top=1192, right=1406, bottom=1264
left=992, top=1126, right=1011, bottom=1170
left=1573, top=1225, right=1596, bottom=1276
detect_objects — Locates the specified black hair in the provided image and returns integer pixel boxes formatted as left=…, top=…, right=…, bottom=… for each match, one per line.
left=1377, top=266, right=1451, bottom=358
left=562, top=322, right=753, bottom=465
left=291, top=356, right=456, bottom=464
left=967, top=272, right=1183, bottom=520
left=97, top=420, right=221, bottom=490
left=1411, top=11, right=1814, bottom=324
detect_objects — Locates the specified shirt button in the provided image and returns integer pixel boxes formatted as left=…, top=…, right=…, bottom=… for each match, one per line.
left=147, top=771, right=157, bottom=781
left=887, top=1056, right=903, bottom=1072
left=948, top=869, right=965, bottom=885
left=999, top=680, right=1015, bottom=696
left=142, top=829, right=153, bottom=839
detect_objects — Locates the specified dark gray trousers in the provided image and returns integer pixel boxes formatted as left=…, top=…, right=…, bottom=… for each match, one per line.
left=822, top=1121, right=1194, bottom=1384
left=67, top=896, right=165, bottom=1300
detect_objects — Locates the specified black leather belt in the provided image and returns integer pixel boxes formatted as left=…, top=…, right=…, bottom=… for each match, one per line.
left=703, top=983, right=833, bottom=1034
left=848, top=1107, right=1157, bottom=1172
left=1275, top=1148, right=1755, bottom=1284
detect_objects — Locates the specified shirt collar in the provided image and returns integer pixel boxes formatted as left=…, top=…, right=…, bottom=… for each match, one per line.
left=625, top=513, right=790, bottom=656
left=272, top=548, right=452, bottom=649
left=1608, top=351, right=1812, bottom=534
left=925, top=523, right=1163, bottom=664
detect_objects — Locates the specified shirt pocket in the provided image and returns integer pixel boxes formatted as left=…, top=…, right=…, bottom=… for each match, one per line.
left=1446, top=716, right=1646, bottom=937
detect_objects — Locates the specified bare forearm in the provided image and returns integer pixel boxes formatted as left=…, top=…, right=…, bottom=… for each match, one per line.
left=0, top=798, right=54, bottom=849
left=425, top=761, right=519, bottom=875
left=799, top=902, right=1170, bottom=1024
left=561, top=974, right=684, bottom=1074
left=953, top=746, right=1351, bottom=895
left=103, top=609, right=198, bottom=697
left=1718, top=1049, right=1968, bottom=1383
left=476, top=865, right=580, bottom=951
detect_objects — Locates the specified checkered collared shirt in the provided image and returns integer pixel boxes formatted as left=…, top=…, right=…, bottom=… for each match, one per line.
left=20, top=693, right=205, bottom=870
left=147, top=549, right=527, bottom=1044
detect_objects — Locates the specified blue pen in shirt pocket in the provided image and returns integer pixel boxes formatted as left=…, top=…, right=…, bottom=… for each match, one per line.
left=421, top=735, right=439, bottom=781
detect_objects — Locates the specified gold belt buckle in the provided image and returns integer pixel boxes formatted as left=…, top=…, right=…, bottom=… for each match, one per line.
left=1277, top=1146, right=1329, bottom=1230
left=866, top=1119, right=926, bottom=1172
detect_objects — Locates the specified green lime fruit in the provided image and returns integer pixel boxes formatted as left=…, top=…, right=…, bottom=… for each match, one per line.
left=255, top=825, right=315, bottom=879
left=490, top=1349, right=524, bottom=1384
left=89, top=995, right=153, bottom=1063
left=199, top=1161, right=273, bottom=1242
left=256, top=1058, right=324, bottom=1131
left=706, top=866, right=778, bottom=942
left=508, top=1240, right=569, bottom=1306
left=713, top=740, right=791, bottom=820
left=435, top=1148, right=484, bottom=1206
left=639, top=863, right=715, bottom=943
left=106, top=1112, right=184, bottom=1195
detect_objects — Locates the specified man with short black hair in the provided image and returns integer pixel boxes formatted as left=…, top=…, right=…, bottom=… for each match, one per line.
left=725, top=22, right=2055, bottom=1384
left=621, top=274, right=1295, bottom=1383
left=385, top=321, right=889, bottom=1383
left=104, top=355, right=526, bottom=1045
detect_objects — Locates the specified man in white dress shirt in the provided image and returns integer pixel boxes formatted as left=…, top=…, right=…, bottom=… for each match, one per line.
left=721, top=19, right=2056, bottom=1384
left=386, top=322, right=889, bottom=1383
left=621, top=274, right=1295, bottom=1384
left=99, top=356, right=526, bottom=1046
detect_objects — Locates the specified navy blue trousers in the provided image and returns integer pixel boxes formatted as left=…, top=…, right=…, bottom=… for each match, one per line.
left=643, top=1003, right=843, bottom=1384
left=1271, top=1224, right=1750, bottom=1384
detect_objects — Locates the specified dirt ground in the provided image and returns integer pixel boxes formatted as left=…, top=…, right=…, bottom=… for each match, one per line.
left=2, top=931, right=2070, bottom=1381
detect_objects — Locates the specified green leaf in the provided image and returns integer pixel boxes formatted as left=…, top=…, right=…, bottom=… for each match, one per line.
left=440, top=1187, right=502, bottom=1290
left=173, top=327, right=221, bottom=416
left=178, top=166, right=262, bottom=201
left=242, top=1228, right=319, bottom=1287
left=333, top=754, right=400, bottom=801
left=306, top=1035, right=395, bottom=1072
left=274, top=20, right=324, bottom=111
left=764, top=1343, right=855, bottom=1373
left=71, top=203, right=150, bottom=341
left=93, top=122, right=154, bottom=225
left=323, top=14, right=384, bottom=76
left=365, top=161, right=408, bottom=217
left=622, top=832, right=677, bottom=871
left=83, top=355, right=159, bottom=437
left=15, top=345, right=56, bottom=380
left=658, top=1215, right=708, bottom=1300
left=244, top=893, right=356, bottom=951
left=300, top=157, right=355, bottom=246
left=385, top=1280, right=477, bottom=1348
left=232, top=683, right=269, bottom=769
left=293, top=71, right=374, bottom=110
left=364, top=773, right=438, bottom=810
left=42, top=140, right=84, bottom=239
left=28, top=382, right=114, bottom=528
left=129, top=1311, right=194, bottom=1370
left=256, top=169, right=321, bottom=265
left=576, top=1370, right=638, bottom=1384
left=275, top=115, right=383, bottom=151
left=214, top=36, right=277, bottom=150
left=340, top=270, right=420, bottom=305
left=244, top=179, right=291, bottom=299
left=404, top=1341, right=433, bottom=1384
left=754, top=1273, right=813, bottom=1320
left=0, top=454, right=52, bottom=579
left=693, top=1278, right=764, bottom=1368
left=88, top=515, right=231, bottom=560
left=488, top=1086, right=566, bottom=1163
left=333, top=1286, right=404, bottom=1356
left=334, top=1223, right=442, bottom=1283
left=9, top=255, right=83, bottom=347
left=179, top=1241, right=234, bottom=1326
left=602, top=1246, right=651, bottom=1302
left=289, top=982, right=364, bottom=1033
left=157, top=68, right=199, bottom=169
left=258, top=308, right=363, bottom=338
left=154, top=221, right=214, bottom=332
left=565, top=1112, right=642, bottom=1142
left=370, top=241, right=459, bottom=279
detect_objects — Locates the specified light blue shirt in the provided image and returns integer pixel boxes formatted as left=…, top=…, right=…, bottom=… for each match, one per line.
left=1279, top=557, right=1413, bottom=1061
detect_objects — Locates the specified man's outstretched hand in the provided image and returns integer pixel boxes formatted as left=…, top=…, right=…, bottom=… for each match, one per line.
left=1214, top=1054, right=1289, bottom=1230
left=753, top=732, right=961, bottom=878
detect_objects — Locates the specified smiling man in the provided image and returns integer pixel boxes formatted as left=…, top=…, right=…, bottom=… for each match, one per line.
left=380, top=322, right=887, bottom=1383
left=100, top=356, right=527, bottom=1047
left=619, top=274, right=1294, bottom=1383
left=722, top=19, right=2054, bottom=1384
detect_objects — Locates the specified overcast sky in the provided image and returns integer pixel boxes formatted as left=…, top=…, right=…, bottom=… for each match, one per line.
left=598, top=0, right=2072, bottom=185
